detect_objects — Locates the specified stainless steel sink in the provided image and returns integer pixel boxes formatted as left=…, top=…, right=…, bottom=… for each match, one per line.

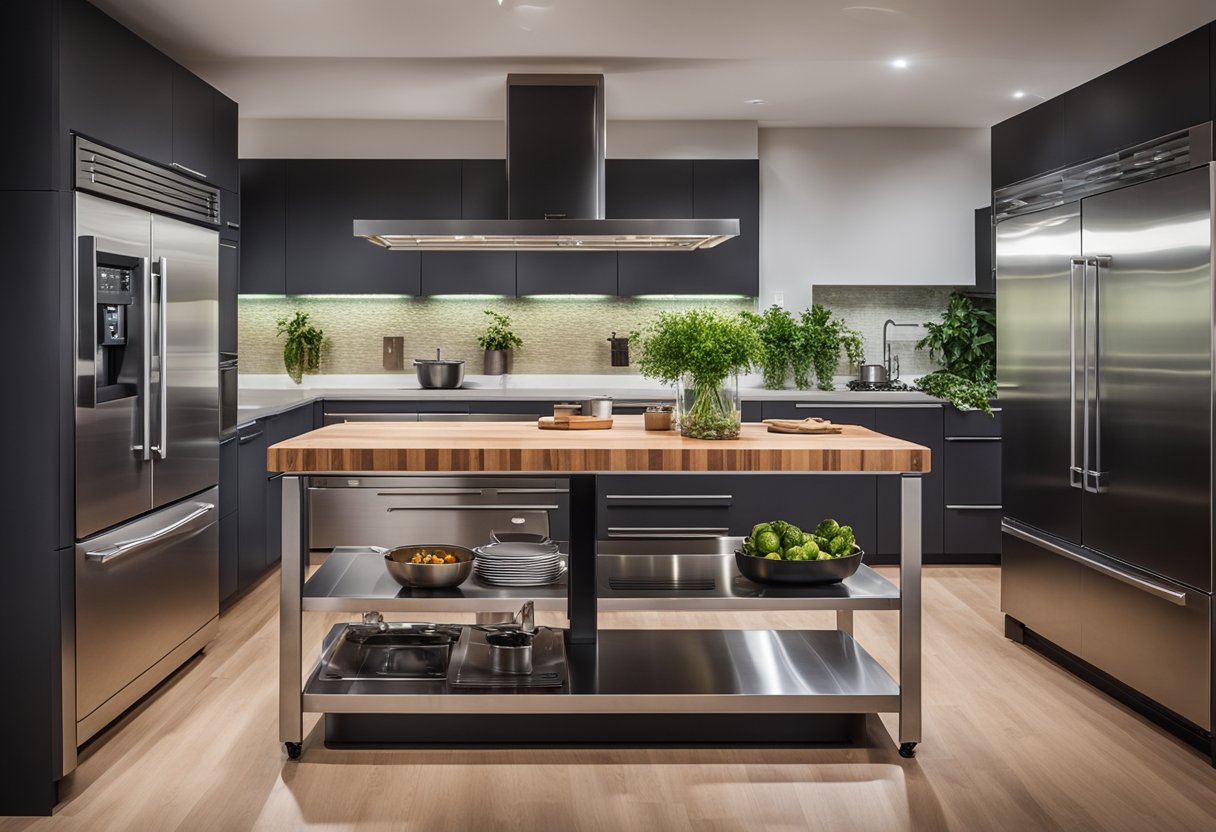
left=320, top=623, right=462, bottom=680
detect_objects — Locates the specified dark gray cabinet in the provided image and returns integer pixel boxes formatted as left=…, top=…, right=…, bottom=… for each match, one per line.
left=516, top=251, right=617, bottom=295
left=610, top=160, right=691, bottom=297
left=991, top=24, right=1211, bottom=188
left=973, top=206, right=994, bottom=295
left=286, top=159, right=460, bottom=295
left=211, top=92, right=240, bottom=193
left=236, top=423, right=268, bottom=588
left=60, top=0, right=173, bottom=167
left=462, top=159, right=507, bottom=218
left=421, top=160, right=515, bottom=295
left=875, top=407, right=944, bottom=558
left=943, top=407, right=1002, bottom=559
left=220, top=436, right=238, bottom=517
left=219, top=189, right=240, bottom=242
left=170, top=65, right=215, bottom=181
left=760, top=402, right=877, bottom=429
left=219, top=512, right=239, bottom=604
left=219, top=241, right=238, bottom=354
left=239, top=159, right=286, bottom=294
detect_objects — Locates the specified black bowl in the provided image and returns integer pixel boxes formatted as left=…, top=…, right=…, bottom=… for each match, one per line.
left=734, top=547, right=863, bottom=586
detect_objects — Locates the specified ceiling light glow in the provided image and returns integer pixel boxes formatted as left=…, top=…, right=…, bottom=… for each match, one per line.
left=890, top=58, right=909, bottom=70
left=1012, top=90, right=1026, bottom=99
left=745, top=98, right=766, bottom=105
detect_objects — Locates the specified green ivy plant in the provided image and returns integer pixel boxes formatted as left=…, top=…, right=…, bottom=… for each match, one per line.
left=795, top=305, right=865, bottom=391
left=742, top=305, right=799, bottom=389
left=915, top=293, right=997, bottom=413
left=476, top=310, right=524, bottom=352
left=634, top=309, right=762, bottom=439
left=276, top=311, right=324, bottom=385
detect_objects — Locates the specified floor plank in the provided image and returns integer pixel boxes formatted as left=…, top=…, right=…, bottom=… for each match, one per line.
left=4, top=566, right=1215, bottom=831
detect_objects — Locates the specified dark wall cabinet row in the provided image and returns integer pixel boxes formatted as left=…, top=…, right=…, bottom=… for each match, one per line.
left=239, top=158, right=759, bottom=296
left=991, top=23, right=1215, bottom=189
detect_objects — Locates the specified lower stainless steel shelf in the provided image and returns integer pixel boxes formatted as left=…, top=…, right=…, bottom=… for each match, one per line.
left=303, top=550, right=569, bottom=613
left=597, top=554, right=900, bottom=611
left=302, top=628, right=901, bottom=715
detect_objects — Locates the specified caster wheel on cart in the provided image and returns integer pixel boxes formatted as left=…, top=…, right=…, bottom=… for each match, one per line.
left=899, top=742, right=917, bottom=759
left=285, top=742, right=302, bottom=760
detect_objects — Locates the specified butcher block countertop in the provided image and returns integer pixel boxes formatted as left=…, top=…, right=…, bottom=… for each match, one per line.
left=266, top=416, right=930, bottom=474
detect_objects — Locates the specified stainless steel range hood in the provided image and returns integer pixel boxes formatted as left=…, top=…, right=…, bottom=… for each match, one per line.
left=354, top=75, right=739, bottom=252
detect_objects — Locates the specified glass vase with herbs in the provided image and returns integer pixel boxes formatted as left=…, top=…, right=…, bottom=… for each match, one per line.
left=914, top=292, right=996, bottom=413
left=634, top=308, right=761, bottom=439
left=276, top=311, right=324, bottom=384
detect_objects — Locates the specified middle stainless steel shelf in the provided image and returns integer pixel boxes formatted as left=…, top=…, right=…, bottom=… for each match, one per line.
left=303, top=550, right=570, bottom=613
left=597, top=554, right=900, bottom=611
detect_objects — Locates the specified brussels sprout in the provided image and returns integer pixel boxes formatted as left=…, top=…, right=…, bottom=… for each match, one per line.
left=780, top=526, right=804, bottom=551
left=803, top=540, right=820, bottom=560
left=829, top=534, right=852, bottom=556
left=751, top=523, right=773, bottom=539
left=754, top=530, right=782, bottom=555
left=784, top=545, right=805, bottom=561
left=815, top=519, right=840, bottom=538
left=764, top=551, right=782, bottom=560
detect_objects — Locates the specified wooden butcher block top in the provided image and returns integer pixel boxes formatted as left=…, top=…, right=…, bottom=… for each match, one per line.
left=266, top=415, right=930, bottom=474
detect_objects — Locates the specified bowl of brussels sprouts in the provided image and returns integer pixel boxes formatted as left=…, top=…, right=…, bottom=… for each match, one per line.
left=735, top=518, right=863, bottom=585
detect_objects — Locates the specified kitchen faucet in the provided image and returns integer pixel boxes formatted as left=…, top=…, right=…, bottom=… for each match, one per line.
left=882, top=320, right=921, bottom=381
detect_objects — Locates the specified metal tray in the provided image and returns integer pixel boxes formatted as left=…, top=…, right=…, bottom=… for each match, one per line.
left=320, top=623, right=463, bottom=681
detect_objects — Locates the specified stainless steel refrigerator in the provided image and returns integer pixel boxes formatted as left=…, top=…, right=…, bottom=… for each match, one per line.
left=997, top=124, right=1215, bottom=748
left=65, top=139, right=221, bottom=767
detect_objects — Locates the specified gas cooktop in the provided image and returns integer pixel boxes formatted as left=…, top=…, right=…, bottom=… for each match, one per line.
left=846, top=379, right=912, bottom=392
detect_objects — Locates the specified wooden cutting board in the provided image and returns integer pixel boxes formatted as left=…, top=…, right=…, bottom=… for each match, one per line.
left=538, top=415, right=615, bottom=431
left=763, top=417, right=844, bottom=435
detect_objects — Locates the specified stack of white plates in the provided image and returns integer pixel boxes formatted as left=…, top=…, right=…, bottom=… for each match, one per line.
left=473, top=542, right=567, bottom=586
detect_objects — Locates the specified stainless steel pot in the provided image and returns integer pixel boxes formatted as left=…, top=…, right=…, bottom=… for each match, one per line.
left=586, top=397, right=613, bottom=419
left=485, top=630, right=534, bottom=674
left=859, top=364, right=888, bottom=384
left=414, top=348, right=465, bottom=389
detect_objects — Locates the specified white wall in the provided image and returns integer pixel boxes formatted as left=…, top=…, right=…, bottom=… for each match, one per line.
left=239, top=119, right=757, bottom=159
left=759, top=128, right=990, bottom=310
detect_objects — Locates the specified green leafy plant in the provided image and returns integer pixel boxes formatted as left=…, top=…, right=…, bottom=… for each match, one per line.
left=915, top=293, right=997, bottom=413
left=742, top=305, right=799, bottom=389
left=795, top=305, right=865, bottom=391
left=634, top=309, right=762, bottom=439
left=476, top=310, right=523, bottom=352
left=276, top=311, right=324, bottom=384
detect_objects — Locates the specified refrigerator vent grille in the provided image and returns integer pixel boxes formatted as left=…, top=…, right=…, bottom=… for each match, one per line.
left=994, top=123, right=1213, bottom=220
left=74, top=137, right=220, bottom=226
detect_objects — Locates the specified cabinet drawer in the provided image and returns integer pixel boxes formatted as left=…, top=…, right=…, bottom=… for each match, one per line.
left=219, top=436, right=238, bottom=516
left=944, top=507, right=1002, bottom=555
left=759, top=403, right=876, bottom=429
left=944, top=439, right=1001, bottom=505
left=598, top=475, right=734, bottom=540
left=944, top=406, right=1001, bottom=437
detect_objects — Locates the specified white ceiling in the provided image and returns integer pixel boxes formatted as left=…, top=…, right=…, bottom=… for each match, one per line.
left=92, top=0, right=1216, bottom=127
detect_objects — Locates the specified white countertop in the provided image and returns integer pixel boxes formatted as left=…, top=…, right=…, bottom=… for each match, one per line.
left=237, top=372, right=942, bottom=424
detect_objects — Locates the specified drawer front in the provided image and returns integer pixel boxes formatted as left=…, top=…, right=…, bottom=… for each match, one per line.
left=875, top=407, right=943, bottom=556
left=944, top=406, right=1002, bottom=437
left=759, top=403, right=877, bottom=429
left=75, top=493, right=219, bottom=721
left=943, top=507, right=1002, bottom=555
left=219, top=436, right=237, bottom=517
left=321, top=400, right=469, bottom=415
left=598, top=475, right=734, bottom=540
left=944, top=439, right=1001, bottom=505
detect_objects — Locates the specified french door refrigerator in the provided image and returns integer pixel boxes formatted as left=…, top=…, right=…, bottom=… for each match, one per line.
left=66, top=139, right=221, bottom=767
left=998, top=125, right=1215, bottom=752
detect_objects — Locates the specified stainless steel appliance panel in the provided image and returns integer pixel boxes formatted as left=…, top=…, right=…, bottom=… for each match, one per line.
left=1080, top=167, right=1213, bottom=591
left=150, top=215, right=219, bottom=506
left=996, top=203, right=1083, bottom=543
left=74, top=193, right=154, bottom=539
left=74, top=489, right=219, bottom=726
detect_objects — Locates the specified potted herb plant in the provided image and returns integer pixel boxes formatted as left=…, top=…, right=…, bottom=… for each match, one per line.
left=794, top=305, right=865, bottom=391
left=914, top=292, right=997, bottom=413
left=275, top=311, right=324, bottom=384
left=634, top=308, right=761, bottom=439
left=477, top=309, right=523, bottom=375
left=743, top=304, right=799, bottom=389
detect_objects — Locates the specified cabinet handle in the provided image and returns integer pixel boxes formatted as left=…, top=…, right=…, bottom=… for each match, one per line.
left=605, top=494, right=733, bottom=507
left=171, top=162, right=207, bottom=179
left=944, top=436, right=1001, bottom=442
left=607, top=527, right=729, bottom=539
left=945, top=505, right=1002, bottom=510
left=238, top=431, right=264, bottom=445
left=85, top=504, right=214, bottom=563
left=226, top=222, right=241, bottom=230
left=387, top=505, right=559, bottom=512
left=219, top=242, right=237, bottom=250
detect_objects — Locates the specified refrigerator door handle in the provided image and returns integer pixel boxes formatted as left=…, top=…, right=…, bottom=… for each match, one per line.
left=1069, top=258, right=1086, bottom=489
left=1085, top=255, right=1111, bottom=493
left=152, top=257, right=169, bottom=459
left=84, top=503, right=214, bottom=563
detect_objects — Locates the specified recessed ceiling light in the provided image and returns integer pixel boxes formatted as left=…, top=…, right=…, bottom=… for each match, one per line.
left=1012, top=90, right=1027, bottom=99
left=745, top=98, right=766, bottom=105
left=890, top=58, right=909, bottom=70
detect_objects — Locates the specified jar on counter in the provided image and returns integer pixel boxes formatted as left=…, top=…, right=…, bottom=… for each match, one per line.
left=644, top=405, right=674, bottom=431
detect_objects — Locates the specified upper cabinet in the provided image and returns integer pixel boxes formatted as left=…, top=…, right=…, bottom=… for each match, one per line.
left=170, top=65, right=215, bottom=181
left=285, top=159, right=461, bottom=295
left=992, top=24, right=1211, bottom=189
left=972, top=206, right=994, bottom=296
left=239, top=159, right=286, bottom=295
left=211, top=92, right=241, bottom=194
left=59, top=0, right=174, bottom=169
left=419, top=160, right=516, bottom=296
left=609, top=159, right=759, bottom=296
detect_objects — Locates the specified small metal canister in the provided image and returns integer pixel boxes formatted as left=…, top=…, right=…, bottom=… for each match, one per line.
left=644, top=405, right=674, bottom=431
left=553, top=403, right=583, bottom=418
left=586, top=397, right=613, bottom=419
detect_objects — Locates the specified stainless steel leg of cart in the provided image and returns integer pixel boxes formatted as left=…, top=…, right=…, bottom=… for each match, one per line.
left=835, top=609, right=854, bottom=634
left=279, top=475, right=304, bottom=760
left=899, top=473, right=922, bottom=758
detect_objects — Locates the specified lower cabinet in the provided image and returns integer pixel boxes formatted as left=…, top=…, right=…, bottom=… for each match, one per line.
left=219, top=512, right=239, bottom=603
left=875, top=407, right=944, bottom=561
left=236, top=422, right=269, bottom=591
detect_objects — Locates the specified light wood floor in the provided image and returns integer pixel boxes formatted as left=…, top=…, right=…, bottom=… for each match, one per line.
left=4, top=566, right=1216, bottom=831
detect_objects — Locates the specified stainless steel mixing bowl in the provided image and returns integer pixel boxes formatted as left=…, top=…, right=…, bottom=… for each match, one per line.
left=383, top=545, right=476, bottom=588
